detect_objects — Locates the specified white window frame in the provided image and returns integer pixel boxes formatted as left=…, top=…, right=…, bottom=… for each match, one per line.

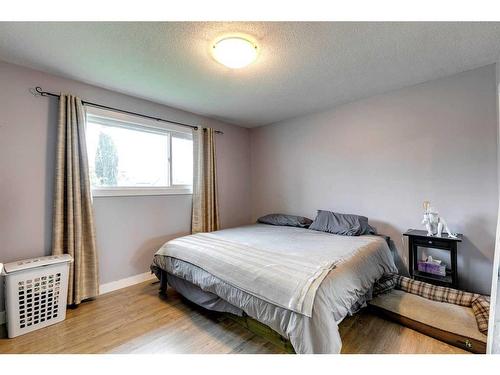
left=85, top=106, right=193, bottom=197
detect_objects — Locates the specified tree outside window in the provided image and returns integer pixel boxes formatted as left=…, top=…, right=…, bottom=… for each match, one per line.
left=94, top=132, right=118, bottom=186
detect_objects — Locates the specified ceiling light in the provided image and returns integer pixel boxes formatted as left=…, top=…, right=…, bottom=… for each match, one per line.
left=212, top=37, right=258, bottom=69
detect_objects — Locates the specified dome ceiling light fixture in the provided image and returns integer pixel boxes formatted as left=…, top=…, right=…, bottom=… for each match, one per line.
left=212, top=36, right=258, bottom=69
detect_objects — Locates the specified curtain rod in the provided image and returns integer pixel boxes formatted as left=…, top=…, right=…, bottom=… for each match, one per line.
left=32, top=86, right=224, bottom=135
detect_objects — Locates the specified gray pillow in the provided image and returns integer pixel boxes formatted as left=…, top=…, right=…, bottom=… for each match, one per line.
left=257, top=213, right=313, bottom=228
left=309, top=210, right=377, bottom=236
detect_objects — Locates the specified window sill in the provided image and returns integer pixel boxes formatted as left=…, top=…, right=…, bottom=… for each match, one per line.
left=92, top=187, right=192, bottom=197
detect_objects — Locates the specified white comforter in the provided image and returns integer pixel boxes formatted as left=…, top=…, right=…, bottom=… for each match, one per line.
left=156, top=225, right=377, bottom=316
left=154, top=224, right=397, bottom=353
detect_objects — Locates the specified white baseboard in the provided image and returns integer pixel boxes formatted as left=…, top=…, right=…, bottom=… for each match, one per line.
left=99, top=272, right=156, bottom=295
left=0, top=273, right=155, bottom=322
left=0, top=274, right=154, bottom=325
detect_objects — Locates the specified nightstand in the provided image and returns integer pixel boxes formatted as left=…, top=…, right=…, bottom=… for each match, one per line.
left=403, top=229, right=463, bottom=288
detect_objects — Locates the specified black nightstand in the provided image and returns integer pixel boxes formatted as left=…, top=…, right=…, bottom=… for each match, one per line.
left=403, top=229, right=463, bottom=288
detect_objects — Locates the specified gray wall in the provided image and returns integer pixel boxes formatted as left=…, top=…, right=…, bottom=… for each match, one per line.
left=0, top=60, right=252, bottom=309
left=250, top=65, right=498, bottom=295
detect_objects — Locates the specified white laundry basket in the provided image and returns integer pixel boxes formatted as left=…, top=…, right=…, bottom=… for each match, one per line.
left=1, top=254, right=73, bottom=338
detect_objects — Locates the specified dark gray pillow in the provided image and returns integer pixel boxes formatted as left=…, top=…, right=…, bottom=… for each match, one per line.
left=309, top=210, right=377, bottom=236
left=257, top=213, right=313, bottom=228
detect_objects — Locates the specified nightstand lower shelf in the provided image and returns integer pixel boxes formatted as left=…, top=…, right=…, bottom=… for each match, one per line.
left=412, top=270, right=453, bottom=286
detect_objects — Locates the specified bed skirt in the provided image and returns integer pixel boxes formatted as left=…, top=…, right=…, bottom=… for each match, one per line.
left=154, top=268, right=295, bottom=353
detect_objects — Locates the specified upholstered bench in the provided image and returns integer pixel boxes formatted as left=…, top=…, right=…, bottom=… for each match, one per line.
left=368, top=289, right=487, bottom=353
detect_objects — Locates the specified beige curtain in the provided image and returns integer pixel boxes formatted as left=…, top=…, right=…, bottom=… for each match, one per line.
left=192, top=127, right=220, bottom=233
left=52, top=94, right=99, bottom=305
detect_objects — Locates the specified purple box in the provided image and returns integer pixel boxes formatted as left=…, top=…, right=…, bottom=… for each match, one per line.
left=417, top=261, right=446, bottom=276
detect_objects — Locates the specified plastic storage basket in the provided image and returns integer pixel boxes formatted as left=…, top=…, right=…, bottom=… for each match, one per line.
left=1, top=254, right=73, bottom=338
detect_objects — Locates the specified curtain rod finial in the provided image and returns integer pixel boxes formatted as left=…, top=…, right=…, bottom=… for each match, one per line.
left=29, top=87, right=39, bottom=97
left=29, top=87, right=45, bottom=97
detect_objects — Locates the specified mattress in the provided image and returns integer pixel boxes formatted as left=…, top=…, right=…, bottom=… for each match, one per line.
left=151, top=224, right=398, bottom=353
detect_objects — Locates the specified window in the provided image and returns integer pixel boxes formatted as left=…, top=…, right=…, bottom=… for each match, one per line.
left=85, top=106, right=193, bottom=197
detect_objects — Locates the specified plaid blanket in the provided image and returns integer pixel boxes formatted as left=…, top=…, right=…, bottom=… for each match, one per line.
left=393, top=275, right=489, bottom=334
left=395, top=275, right=480, bottom=306
left=373, top=273, right=397, bottom=296
left=471, top=296, right=490, bottom=334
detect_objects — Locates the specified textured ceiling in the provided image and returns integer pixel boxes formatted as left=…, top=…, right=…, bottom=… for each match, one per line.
left=1, top=22, right=500, bottom=127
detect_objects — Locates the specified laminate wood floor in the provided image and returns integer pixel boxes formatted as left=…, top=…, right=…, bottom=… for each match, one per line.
left=0, top=280, right=468, bottom=354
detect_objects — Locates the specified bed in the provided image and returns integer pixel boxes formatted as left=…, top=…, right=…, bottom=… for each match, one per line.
left=150, top=223, right=397, bottom=354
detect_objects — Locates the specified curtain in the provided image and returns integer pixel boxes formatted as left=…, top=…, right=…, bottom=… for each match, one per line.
left=52, top=94, right=99, bottom=305
left=191, top=127, right=220, bottom=233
